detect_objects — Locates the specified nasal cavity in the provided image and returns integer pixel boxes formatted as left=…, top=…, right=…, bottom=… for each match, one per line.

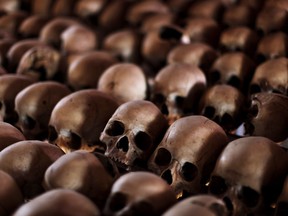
left=161, top=169, right=173, bottom=185
left=223, top=196, right=234, bottom=212
left=116, top=136, right=129, bottom=152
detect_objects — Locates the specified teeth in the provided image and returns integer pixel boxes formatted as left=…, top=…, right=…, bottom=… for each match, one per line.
left=176, top=191, right=183, bottom=199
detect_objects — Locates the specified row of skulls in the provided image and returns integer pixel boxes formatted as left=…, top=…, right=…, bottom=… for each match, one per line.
left=0, top=0, right=287, bottom=215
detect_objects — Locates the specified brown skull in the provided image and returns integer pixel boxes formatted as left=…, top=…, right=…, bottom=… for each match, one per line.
left=209, top=136, right=288, bottom=216
left=100, top=100, right=168, bottom=171
left=97, top=63, right=148, bottom=104
left=15, top=81, right=71, bottom=140
left=18, top=15, right=50, bottom=38
left=148, top=115, right=228, bottom=198
left=103, top=171, right=177, bottom=216
left=151, top=63, right=206, bottom=124
left=244, top=92, right=288, bottom=143
left=274, top=175, right=288, bottom=215
left=0, top=122, right=25, bottom=151
left=163, top=194, right=228, bottom=216
left=198, top=84, right=247, bottom=132
left=222, top=4, right=255, bottom=27
left=249, top=57, right=288, bottom=95
left=48, top=89, right=119, bottom=153
left=0, top=74, right=33, bottom=124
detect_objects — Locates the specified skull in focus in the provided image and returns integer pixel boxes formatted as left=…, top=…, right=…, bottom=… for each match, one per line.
left=163, top=194, right=228, bottom=216
left=249, top=57, right=288, bottom=96
left=148, top=115, right=228, bottom=198
left=198, top=84, right=247, bottom=132
left=15, top=81, right=71, bottom=140
left=100, top=100, right=168, bottom=171
left=244, top=92, right=288, bottom=143
left=209, top=136, right=288, bottom=216
left=97, top=63, right=147, bottom=104
left=103, top=171, right=177, bottom=216
left=151, top=63, right=206, bottom=124
left=48, top=89, right=119, bottom=153
left=0, top=74, right=33, bottom=124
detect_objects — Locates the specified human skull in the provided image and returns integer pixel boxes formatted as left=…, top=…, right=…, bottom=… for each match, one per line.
left=97, top=63, right=148, bottom=104
left=100, top=100, right=168, bottom=171
left=18, top=15, right=50, bottom=38
left=103, top=171, right=177, bottom=216
left=0, top=74, right=33, bottom=124
left=255, top=32, right=288, bottom=64
left=198, top=84, right=247, bottom=132
left=249, top=57, right=288, bottom=95
left=209, top=52, right=255, bottom=92
left=163, top=194, right=228, bottom=216
left=15, top=81, right=71, bottom=140
left=208, top=136, right=288, bottom=216
left=148, top=115, right=228, bottom=198
left=0, top=122, right=25, bottom=151
left=67, top=51, right=118, bottom=90
left=16, top=45, right=61, bottom=82
left=274, top=176, right=288, bottom=216
left=48, top=89, right=119, bottom=153
left=167, top=42, right=218, bottom=74
left=151, top=63, right=206, bottom=124
left=222, top=4, right=255, bottom=27
left=244, top=92, right=288, bottom=143
left=44, top=150, right=116, bottom=209
left=219, top=26, right=259, bottom=57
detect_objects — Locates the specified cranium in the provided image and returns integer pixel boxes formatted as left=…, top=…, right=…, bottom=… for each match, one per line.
left=244, top=92, right=288, bottom=143
left=18, top=15, right=50, bottom=38
left=274, top=176, right=288, bottom=216
left=0, top=74, right=33, bottom=124
left=222, top=4, right=255, bottom=27
left=44, top=150, right=116, bottom=209
left=15, top=81, right=71, bottom=140
left=0, top=122, right=25, bottom=151
left=209, top=52, right=255, bottom=92
left=151, top=63, right=206, bottom=124
left=48, top=89, right=119, bottom=153
left=100, top=100, right=168, bottom=171
left=163, top=194, right=228, bottom=216
left=198, top=84, right=247, bottom=132
left=67, top=51, right=118, bottom=90
left=97, top=63, right=148, bottom=104
left=249, top=57, right=288, bottom=95
left=103, top=171, right=177, bottom=216
left=209, top=136, right=288, bottom=216
left=255, top=32, right=288, bottom=64
left=148, top=115, right=228, bottom=198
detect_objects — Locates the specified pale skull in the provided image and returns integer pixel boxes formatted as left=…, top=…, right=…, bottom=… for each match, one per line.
left=148, top=115, right=228, bottom=198
left=209, top=136, right=288, bottom=216
left=48, top=89, right=119, bottom=153
left=103, top=171, right=177, bottom=216
left=100, top=100, right=168, bottom=171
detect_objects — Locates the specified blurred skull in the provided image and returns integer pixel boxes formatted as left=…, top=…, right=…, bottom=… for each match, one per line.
left=249, top=57, right=288, bottom=96
left=163, top=194, right=228, bottom=216
left=244, top=92, right=288, bottom=143
left=198, top=84, right=247, bottom=132
left=209, top=136, right=288, bottom=216
left=151, top=63, right=206, bottom=124
left=0, top=74, right=33, bottom=124
left=48, top=89, right=119, bottom=153
left=15, top=81, right=71, bottom=140
left=100, top=100, right=168, bottom=171
left=97, top=63, right=148, bottom=104
left=0, top=122, right=25, bottom=151
left=103, top=171, right=177, bottom=216
left=148, top=115, right=228, bottom=198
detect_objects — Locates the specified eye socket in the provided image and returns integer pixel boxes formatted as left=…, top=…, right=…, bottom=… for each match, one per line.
left=175, top=95, right=185, bottom=107
left=227, top=75, right=240, bottom=89
left=210, top=70, right=221, bottom=84
left=154, top=148, right=172, bottom=166
left=209, top=176, right=228, bottom=195
left=105, top=120, right=125, bottom=136
left=180, top=162, right=198, bottom=182
left=23, top=115, right=36, bottom=130
left=203, top=106, right=216, bottom=119
left=249, top=84, right=261, bottom=95
left=68, top=132, right=82, bottom=150
left=152, top=93, right=165, bottom=104
left=48, top=125, right=58, bottom=143
left=106, top=192, right=127, bottom=212
left=237, top=186, right=260, bottom=208
left=134, top=131, right=152, bottom=151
